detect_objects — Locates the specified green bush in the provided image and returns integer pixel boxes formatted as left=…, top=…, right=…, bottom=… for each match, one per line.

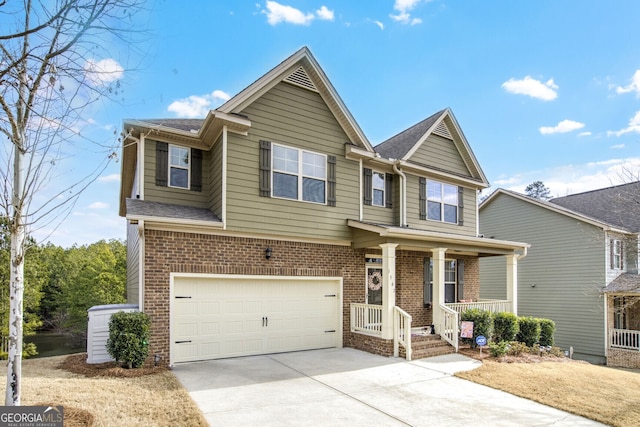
left=516, top=316, right=540, bottom=347
left=107, top=311, right=151, bottom=368
left=506, top=341, right=529, bottom=356
left=538, top=318, right=556, bottom=346
left=461, top=308, right=493, bottom=348
left=492, top=312, right=519, bottom=343
left=488, top=341, right=509, bottom=357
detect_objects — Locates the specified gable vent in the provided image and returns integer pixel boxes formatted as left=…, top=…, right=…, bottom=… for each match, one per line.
left=433, top=121, right=453, bottom=139
left=284, top=66, right=318, bottom=92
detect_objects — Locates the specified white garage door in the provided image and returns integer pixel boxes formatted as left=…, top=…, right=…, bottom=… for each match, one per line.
left=171, top=275, right=342, bottom=364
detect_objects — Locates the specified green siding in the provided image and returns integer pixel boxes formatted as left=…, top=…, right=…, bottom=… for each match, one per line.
left=208, top=138, right=223, bottom=216
left=479, top=193, right=606, bottom=363
left=224, top=82, right=359, bottom=241
left=126, top=221, right=139, bottom=305
left=409, top=134, right=471, bottom=177
left=144, top=139, right=210, bottom=208
left=405, top=174, right=477, bottom=236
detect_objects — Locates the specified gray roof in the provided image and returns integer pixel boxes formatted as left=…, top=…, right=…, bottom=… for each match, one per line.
left=374, top=110, right=445, bottom=160
left=126, top=199, right=221, bottom=223
left=136, top=119, right=205, bottom=133
left=549, top=181, right=640, bottom=233
left=603, top=273, right=640, bottom=294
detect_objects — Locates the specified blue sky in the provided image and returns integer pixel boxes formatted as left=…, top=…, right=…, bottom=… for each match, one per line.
left=29, top=0, right=640, bottom=247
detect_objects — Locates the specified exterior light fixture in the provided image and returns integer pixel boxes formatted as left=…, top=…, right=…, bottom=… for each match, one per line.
left=265, top=247, right=273, bottom=260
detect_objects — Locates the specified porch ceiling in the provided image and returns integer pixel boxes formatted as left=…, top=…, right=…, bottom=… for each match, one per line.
left=348, top=220, right=529, bottom=257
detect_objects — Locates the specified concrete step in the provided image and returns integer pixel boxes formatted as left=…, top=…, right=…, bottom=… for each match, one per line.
left=398, top=334, right=456, bottom=360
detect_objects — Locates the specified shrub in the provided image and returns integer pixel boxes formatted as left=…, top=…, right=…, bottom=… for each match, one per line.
left=107, top=311, right=150, bottom=368
left=488, top=341, right=509, bottom=357
left=516, top=316, right=540, bottom=347
left=506, top=341, right=529, bottom=356
left=538, top=318, right=556, bottom=346
left=461, top=308, right=493, bottom=348
left=492, top=312, right=519, bottom=343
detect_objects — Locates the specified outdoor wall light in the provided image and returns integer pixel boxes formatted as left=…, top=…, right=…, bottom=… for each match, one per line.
left=265, top=247, right=273, bottom=260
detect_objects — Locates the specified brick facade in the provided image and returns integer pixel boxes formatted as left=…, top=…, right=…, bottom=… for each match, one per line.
left=605, top=295, right=640, bottom=368
left=141, top=229, right=481, bottom=364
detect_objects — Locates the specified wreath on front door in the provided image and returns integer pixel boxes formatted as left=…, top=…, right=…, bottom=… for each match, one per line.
left=368, top=270, right=382, bottom=291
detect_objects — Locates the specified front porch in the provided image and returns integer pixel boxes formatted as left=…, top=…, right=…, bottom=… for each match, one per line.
left=604, top=276, right=640, bottom=369
left=350, top=299, right=513, bottom=360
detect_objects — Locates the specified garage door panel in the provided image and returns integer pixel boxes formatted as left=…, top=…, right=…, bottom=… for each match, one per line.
left=172, top=277, right=341, bottom=363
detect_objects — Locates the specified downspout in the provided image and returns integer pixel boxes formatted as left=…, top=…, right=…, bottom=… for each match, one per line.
left=137, top=220, right=145, bottom=311
left=222, top=125, right=228, bottom=229
left=392, top=161, right=406, bottom=227
left=139, top=133, right=145, bottom=200
left=359, top=159, right=363, bottom=221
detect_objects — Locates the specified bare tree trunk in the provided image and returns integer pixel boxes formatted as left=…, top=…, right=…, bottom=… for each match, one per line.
left=5, top=147, right=25, bottom=406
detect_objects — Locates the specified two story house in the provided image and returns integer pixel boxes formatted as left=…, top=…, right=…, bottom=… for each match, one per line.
left=479, top=183, right=640, bottom=367
left=119, top=47, right=528, bottom=366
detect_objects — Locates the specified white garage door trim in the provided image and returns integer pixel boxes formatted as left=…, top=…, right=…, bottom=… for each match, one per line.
left=169, top=273, right=343, bottom=365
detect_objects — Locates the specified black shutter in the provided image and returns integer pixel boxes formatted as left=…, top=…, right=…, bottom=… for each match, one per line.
left=419, top=177, right=427, bottom=220
left=327, top=155, right=337, bottom=207
left=363, top=168, right=372, bottom=206
left=458, top=186, right=464, bottom=226
left=610, top=239, right=614, bottom=269
left=423, top=257, right=432, bottom=307
left=385, top=173, right=393, bottom=208
left=190, top=148, right=202, bottom=192
left=457, top=259, right=464, bottom=301
left=259, top=140, right=271, bottom=197
left=155, top=142, right=168, bottom=187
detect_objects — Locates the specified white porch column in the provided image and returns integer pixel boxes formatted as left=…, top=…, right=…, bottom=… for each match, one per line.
left=506, top=254, right=518, bottom=315
left=380, top=243, right=398, bottom=339
left=432, top=247, right=447, bottom=332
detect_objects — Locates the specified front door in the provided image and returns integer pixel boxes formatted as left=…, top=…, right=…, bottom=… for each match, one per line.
left=367, top=266, right=383, bottom=305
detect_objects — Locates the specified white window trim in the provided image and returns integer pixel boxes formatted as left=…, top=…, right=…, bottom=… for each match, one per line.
left=272, top=143, right=327, bottom=205
left=426, top=180, right=458, bottom=224
left=168, top=144, right=191, bottom=189
left=612, top=239, right=623, bottom=269
left=372, top=171, right=385, bottom=207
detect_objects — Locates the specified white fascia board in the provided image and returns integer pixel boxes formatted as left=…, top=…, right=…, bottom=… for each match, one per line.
left=126, top=215, right=224, bottom=229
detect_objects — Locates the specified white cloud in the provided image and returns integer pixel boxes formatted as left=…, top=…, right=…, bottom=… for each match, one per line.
left=496, top=157, right=640, bottom=198
left=578, top=131, right=592, bottom=137
left=373, top=20, right=384, bottom=30
left=88, top=202, right=109, bottom=209
left=168, top=90, right=231, bottom=118
left=84, top=58, right=124, bottom=86
left=610, top=144, right=625, bottom=149
left=539, top=119, right=585, bottom=135
left=316, top=5, right=334, bottom=21
left=615, top=70, right=640, bottom=96
left=502, top=76, right=558, bottom=101
left=262, top=1, right=314, bottom=25
left=98, top=174, right=120, bottom=183
left=607, top=111, right=640, bottom=137
left=390, top=0, right=425, bottom=25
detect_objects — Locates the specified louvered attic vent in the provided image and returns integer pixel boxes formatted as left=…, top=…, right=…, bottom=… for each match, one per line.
left=284, top=66, right=318, bottom=92
left=433, top=121, right=453, bottom=139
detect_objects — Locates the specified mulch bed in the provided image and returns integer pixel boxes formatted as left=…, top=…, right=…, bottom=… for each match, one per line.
left=58, top=353, right=167, bottom=378
left=459, top=346, right=584, bottom=364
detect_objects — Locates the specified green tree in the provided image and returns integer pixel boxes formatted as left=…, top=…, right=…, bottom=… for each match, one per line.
left=524, top=181, right=551, bottom=200
left=58, top=239, right=127, bottom=334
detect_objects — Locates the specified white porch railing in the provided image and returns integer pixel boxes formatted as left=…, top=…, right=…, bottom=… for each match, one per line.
left=446, top=299, right=512, bottom=315
left=350, top=303, right=383, bottom=336
left=610, top=328, right=640, bottom=351
left=393, top=306, right=412, bottom=360
left=439, top=304, right=459, bottom=352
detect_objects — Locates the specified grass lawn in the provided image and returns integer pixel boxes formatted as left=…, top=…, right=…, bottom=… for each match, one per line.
left=456, top=358, right=640, bottom=427
left=0, top=354, right=208, bottom=427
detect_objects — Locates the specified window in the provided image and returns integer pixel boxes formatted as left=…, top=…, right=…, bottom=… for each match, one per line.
left=366, top=258, right=383, bottom=305
left=169, top=145, right=190, bottom=189
left=155, top=142, right=202, bottom=191
left=612, top=239, right=623, bottom=269
left=272, top=144, right=326, bottom=204
left=427, top=180, right=458, bottom=223
left=424, top=257, right=465, bottom=305
left=372, top=172, right=385, bottom=207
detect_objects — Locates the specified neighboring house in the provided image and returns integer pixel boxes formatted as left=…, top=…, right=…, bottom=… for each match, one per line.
left=119, top=47, right=528, bottom=366
left=479, top=183, right=640, bottom=367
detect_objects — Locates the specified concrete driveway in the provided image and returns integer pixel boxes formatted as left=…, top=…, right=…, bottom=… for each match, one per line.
left=173, top=348, right=605, bottom=427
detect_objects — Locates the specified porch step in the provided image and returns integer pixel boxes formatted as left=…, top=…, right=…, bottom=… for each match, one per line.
left=399, top=334, right=456, bottom=360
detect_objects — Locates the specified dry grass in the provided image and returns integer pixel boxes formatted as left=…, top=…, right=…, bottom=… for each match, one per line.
left=0, top=354, right=208, bottom=427
left=457, top=357, right=640, bottom=427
